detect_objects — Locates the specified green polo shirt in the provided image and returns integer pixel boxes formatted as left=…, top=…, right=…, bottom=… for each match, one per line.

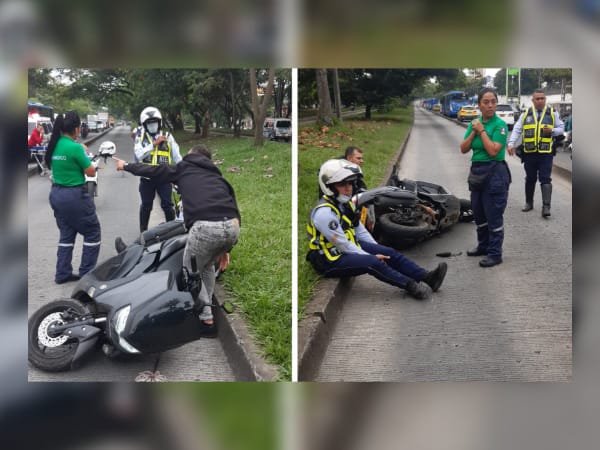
left=464, top=114, right=508, bottom=162
left=50, top=135, right=91, bottom=186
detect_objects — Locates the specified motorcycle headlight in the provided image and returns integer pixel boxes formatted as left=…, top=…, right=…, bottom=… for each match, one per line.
left=114, top=305, right=131, bottom=334
left=113, top=305, right=140, bottom=354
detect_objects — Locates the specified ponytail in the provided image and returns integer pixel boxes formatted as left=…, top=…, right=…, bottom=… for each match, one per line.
left=44, top=111, right=81, bottom=169
left=45, top=115, right=63, bottom=169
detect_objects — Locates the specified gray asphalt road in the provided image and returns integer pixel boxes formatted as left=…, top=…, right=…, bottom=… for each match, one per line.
left=28, top=126, right=235, bottom=381
left=314, top=107, right=572, bottom=382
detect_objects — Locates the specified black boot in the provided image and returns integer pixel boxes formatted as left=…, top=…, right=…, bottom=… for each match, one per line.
left=541, top=183, right=552, bottom=217
left=405, top=280, right=432, bottom=300
left=422, top=262, right=448, bottom=292
left=522, top=183, right=535, bottom=212
left=139, top=207, right=152, bottom=232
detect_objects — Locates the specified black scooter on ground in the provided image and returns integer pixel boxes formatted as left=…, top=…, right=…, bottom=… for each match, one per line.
left=355, top=176, right=472, bottom=249
left=28, top=223, right=219, bottom=372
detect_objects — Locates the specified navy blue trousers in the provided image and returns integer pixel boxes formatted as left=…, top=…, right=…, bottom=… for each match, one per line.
left=470, top=162, right=510, bottom=260
left=523, top=152, right=553, bottom=188
left=314, top=240, right=427, bottom=289
left=49, top=185, right=101, bottom=282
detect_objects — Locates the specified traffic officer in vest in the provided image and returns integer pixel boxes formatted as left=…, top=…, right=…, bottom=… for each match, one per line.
left=507, top=89, right=564, bottom=217
left=134, top=106, right=182, bottom=232
left=306, top=159, right=448, bottom=300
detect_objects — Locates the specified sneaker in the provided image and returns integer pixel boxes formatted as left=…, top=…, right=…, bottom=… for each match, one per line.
left=405, top=280, right=432, bottom=300
left=422, top=262, right=448, bottom=292
left=55, top=274, right=81, bottom=285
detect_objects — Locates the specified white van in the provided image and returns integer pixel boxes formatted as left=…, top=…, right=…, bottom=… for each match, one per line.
left=263, top=117, right=292, bottom=142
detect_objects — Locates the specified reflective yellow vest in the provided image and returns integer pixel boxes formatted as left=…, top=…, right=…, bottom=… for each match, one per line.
left=140, top=131, right=173, bottom=165
left=522, top=106, right=555, bottom=153
left=306, top=197, right=360, bottom=261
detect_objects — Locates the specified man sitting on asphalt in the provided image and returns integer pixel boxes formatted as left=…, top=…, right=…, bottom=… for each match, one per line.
left=306, top=159, right=447, bottom=300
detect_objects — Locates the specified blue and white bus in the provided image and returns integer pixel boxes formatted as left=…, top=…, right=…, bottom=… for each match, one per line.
left=440, top=91, right=470, bottom=118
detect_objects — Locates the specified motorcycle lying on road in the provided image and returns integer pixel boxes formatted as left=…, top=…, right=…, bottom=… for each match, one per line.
left=354, top=176, right=473, bottom=249
left=84, top=140, right=116, bottom=198
left=28, top=225, right=222, bottom=372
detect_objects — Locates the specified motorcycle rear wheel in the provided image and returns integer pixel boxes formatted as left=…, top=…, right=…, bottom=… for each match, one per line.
left=377, top=213, right=430, bottom=246
left=28, top=299, right=91, bottom=372
left=458, top=198, right=474, bottom=222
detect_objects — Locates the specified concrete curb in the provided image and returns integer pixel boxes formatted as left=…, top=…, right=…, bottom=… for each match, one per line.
left=214, top=282, right=280, bottom=381
left=297, top=117, right=415, bottom=381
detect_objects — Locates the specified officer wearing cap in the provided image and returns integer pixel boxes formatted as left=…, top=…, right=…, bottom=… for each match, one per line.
left=306, top=159, right=447, bottom=300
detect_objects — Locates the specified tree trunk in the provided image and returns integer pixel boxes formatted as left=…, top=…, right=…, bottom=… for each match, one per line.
left=365, top=104, right=372, bottom=120
left=332, top=69, right=343, bottom=123
left=316, top=69, right=333, bottom=126
left=250, top=68, right=276, bottom=147
left=193, top=112, right=202, bottom=134
left=202, top=110, right=211, bottom=138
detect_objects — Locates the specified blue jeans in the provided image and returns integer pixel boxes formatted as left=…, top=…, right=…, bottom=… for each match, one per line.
left=314, top=240, right=427, bottom=289
left=183, top=218, right=240, bottom=321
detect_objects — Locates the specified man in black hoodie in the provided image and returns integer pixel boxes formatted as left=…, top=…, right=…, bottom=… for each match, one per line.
left=113, top=144, right=241, bottom=334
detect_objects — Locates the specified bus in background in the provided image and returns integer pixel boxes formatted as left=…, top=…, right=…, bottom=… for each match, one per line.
left=421, top=98, right=438, bottom=110
left=440, top=91, right=470, bottom=118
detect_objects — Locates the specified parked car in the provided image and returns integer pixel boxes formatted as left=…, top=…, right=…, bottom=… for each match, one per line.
left=496, top=104, right=515, bottom=129
left=457, top=105, right=479, bottom=122
left=263, top=117, right=292, bottom=142
left=432, top=104, right=441, bottom=113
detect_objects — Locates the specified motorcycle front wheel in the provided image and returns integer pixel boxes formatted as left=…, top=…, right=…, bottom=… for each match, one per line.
left=28, top=299, right=91, bottom=372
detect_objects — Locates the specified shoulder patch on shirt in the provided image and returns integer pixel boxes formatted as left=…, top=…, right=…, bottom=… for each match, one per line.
left=501, top=127, right=506, bottom=135
left=328, top=220, right=339, bottom=230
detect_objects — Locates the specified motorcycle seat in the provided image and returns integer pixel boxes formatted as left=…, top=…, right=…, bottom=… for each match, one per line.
left=159, top=234, right=188, bottom=263
left=109, top=244, right=145, bottom=279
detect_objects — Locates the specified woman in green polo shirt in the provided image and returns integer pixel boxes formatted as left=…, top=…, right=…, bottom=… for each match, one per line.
left=44, top=111, right=101, bottom=284
left=460, top=88, right=511, bottom=268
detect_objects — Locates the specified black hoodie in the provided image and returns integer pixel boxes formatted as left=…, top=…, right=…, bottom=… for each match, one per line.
left=125, top=153, right=241, bottom=229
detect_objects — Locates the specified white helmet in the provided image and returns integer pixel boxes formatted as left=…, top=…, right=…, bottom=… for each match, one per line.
left=318, top=159, right=362, bottom=196
left=98, top=140, right=116, bottom=156
left=139, top=106, right=162, bottom=132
